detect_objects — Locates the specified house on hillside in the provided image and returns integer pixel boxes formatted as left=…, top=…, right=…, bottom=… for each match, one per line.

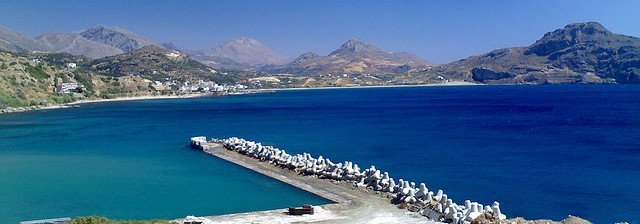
left=56, top=82, right=84, bottom=94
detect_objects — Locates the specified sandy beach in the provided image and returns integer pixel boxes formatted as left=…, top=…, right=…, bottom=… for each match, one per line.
left=0, top=83, right=478, bottom=115
left=0, top=93, right=214, bottom=115
left=66, top=93, right=212, bottom=106
left=263, top=81, right=480, bottom=92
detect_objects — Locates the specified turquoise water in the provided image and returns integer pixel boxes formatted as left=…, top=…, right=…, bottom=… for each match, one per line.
left=0, top=101, right=331, bottom=223
left=1, top=85, right=639, bottom=223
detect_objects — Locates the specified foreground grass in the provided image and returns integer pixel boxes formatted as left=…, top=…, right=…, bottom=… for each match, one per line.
left=68, top=216, right=177, bottom=224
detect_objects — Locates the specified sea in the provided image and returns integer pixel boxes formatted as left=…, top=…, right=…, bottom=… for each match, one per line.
left=0, top=85, right=638, bottom=223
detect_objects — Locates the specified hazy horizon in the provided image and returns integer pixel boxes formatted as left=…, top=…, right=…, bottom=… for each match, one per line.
left=1, top=0, right=639, bottom=64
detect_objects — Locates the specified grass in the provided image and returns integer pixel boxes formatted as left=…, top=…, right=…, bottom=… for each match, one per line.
left=25, top=65, right=50, bottom=79
left=55, top=73, right=71, bottom=83
left=0, top=91, right=27, bottom=108
left=68, top=216, right=177, bottom=224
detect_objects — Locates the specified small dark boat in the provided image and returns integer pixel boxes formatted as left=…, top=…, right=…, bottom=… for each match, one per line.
left=288, top=204, right=314, bottom=215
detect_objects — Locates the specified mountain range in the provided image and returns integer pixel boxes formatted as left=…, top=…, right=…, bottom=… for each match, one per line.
left=0, top=25, right=432, bottom=75
left=1, top=25, right=156, bottom=59
left=265, top=39, right=432, bottom=75
left=1, top=22, right=639, bottom=83
left=422, top=22, right=640, bottom=84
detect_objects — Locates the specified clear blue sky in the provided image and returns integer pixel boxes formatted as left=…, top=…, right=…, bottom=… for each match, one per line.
left=1, top=0, right=639, bottom=64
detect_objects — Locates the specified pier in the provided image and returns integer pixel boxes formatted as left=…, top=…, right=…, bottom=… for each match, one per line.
left=186, top=136, right=436, bottom=223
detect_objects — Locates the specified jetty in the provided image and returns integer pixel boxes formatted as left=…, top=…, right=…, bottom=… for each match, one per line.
left=20, top=217, right=71, bottom=224
left=186, top=136, right=507, bottom=224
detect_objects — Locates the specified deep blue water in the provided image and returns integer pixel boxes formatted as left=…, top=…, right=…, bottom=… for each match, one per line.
left=1, top=85, right=639, bottom=223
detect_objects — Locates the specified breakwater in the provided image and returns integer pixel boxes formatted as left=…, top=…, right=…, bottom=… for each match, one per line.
left=191, top=136, right=506, bottom=223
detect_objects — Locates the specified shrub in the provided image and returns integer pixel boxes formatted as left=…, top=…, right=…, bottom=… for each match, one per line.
left=0, top=91, right=27, bottom=108
left=25, top=65, right=50, bottom=79
left=55, top=73, right=71, bottom=83
left=73, top=72, right=95, bottom=94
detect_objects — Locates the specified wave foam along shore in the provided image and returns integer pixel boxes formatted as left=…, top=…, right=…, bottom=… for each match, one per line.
left=190, top=136, right=506, bottom=223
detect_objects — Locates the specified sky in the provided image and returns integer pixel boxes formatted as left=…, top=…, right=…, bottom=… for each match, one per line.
left=1, top=0, right=639, bottom=64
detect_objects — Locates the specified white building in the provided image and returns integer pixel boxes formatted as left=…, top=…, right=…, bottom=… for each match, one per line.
left=66, top=63, right=77, bottom=68
left=56, top=83, right=84, bottom=93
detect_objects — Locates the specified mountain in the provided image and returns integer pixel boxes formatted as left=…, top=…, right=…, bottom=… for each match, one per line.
left=190, top=37, right=288, bottom=69
left=267, top=39, right=432, bottom=75
left=288, top=52, right=322, bottom=67
left=422, top=22, right=640, bottom=84
left=79, top=25, right=156, bottom=53
left=35, top=32, right=124, bottom=58
left=90, top=45, right=237, bottom=84
left=0, top=25, right=49, bottom=53
left=32, top=25, right=156, bottom=59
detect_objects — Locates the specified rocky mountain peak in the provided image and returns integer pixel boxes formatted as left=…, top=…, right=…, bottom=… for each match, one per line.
left=287, top=52, right=322, bottom=67
left=35, top=32, right=124, bottom=58
left=296, top=52, right=321, bottom=60
left=425, top=22, right=640, bottom=84
left=525, top=22, right=616, bottom=56
left=80, top=25, right=155, bottom=53
left=195, top=37, right=288, bottom=67
left=223, top=37, right=262, bottom=47
left=330, top=39, right=382, bottom=56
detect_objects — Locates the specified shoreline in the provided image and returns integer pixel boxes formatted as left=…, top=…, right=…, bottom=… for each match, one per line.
left=66, top=93, right=213, bottom=106
left=0, top=93, right=211, bottom=115
left=0, top=82, right=477, bottom=116
left=262, top=81, right=480, bottom=91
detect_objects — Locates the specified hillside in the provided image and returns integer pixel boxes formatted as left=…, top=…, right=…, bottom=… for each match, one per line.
left=0, top=46, right=242, bottom=110
left=0, top=51, right=116, bottom=109
left=265, top=39, right=432, bottom=75
left=90, top=45, right=239, bottom=84
left=420, top=22, right=640, bottom=84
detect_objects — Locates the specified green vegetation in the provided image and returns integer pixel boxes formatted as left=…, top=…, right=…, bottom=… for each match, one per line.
left=0, top=91, right=28, bottom=107
left=68, top=216, right=177, bottom=224
left=55, top=73, right=71, bottom=83
left=39, top=52, right=86, bottom=67
left=25, top=65, right=50, bottom=79
left=51, top=94, right=75, bottom=104
left=0, top=63, right=7, bottom=70
left=74, top=69, right=95, bottom=95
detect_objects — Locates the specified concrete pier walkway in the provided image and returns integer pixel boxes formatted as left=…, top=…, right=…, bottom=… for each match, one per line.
left=180, top=142, right=437, bottom=224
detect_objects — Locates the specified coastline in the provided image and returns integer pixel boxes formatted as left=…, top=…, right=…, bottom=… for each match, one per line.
left=0, top=82, right=477, bottom=116
left=66, top=93, right=213, bottom=106
left=262, top=81, right=480, bottom=92
left=0, top=93, right=212, bottom=115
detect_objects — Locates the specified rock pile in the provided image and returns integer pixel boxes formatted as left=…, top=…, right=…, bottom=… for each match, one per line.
left=192, top=136, right=506, bottom=224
